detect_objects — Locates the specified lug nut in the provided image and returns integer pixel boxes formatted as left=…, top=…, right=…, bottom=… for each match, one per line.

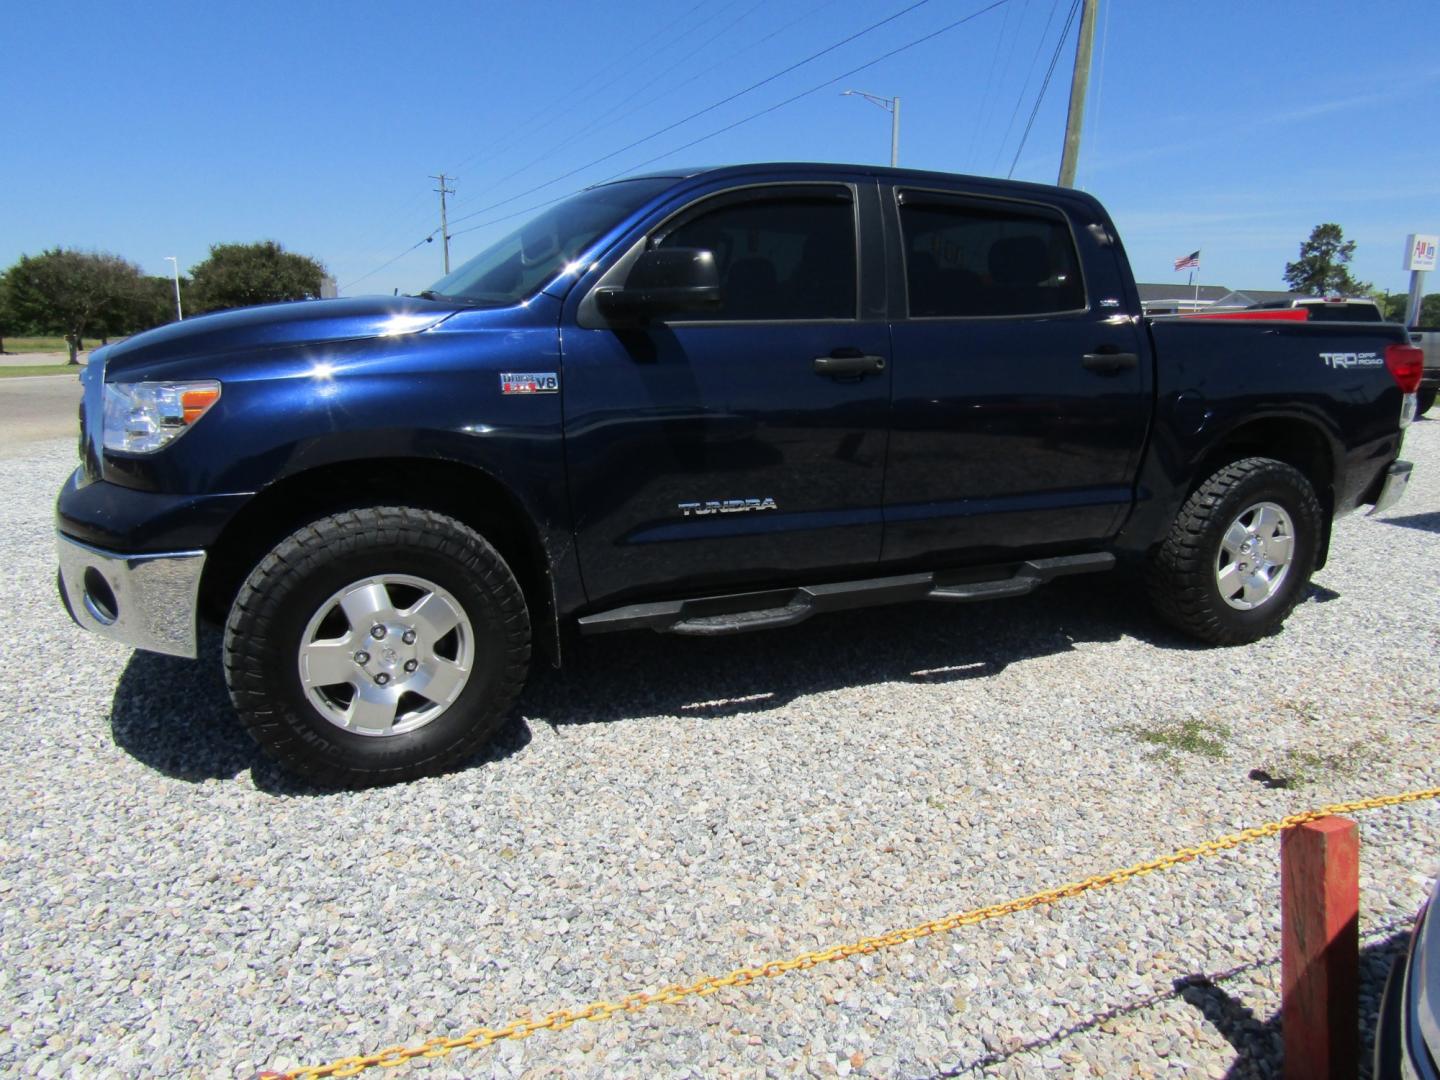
left=371, top=624, right=387, bottom=640
left=375, top=672, right=390, bottom=685
left=354, top=651, right=370, bottom=665
left=401, top=629, right=416, bottom=645
left=403, top=659, right=418, bottom=673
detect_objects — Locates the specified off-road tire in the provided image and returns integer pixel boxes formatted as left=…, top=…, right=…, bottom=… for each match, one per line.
left=1145, top=457, right=1322, bottom=645
left=224, top=507, right=530, bottom=787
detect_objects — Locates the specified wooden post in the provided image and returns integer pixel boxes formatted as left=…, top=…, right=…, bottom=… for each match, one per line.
left=1281, top=816, right=1359, bottom=1080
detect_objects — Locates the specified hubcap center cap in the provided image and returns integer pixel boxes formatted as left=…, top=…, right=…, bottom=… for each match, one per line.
left=356, top=624, right=420, bottom=683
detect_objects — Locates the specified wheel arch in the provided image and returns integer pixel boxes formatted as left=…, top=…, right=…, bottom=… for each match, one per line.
left=1183, top=414, right=1341, bottom=568
left=198, top=456, right=562, bottom=662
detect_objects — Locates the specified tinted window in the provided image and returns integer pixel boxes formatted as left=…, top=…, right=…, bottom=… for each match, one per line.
left=1299, top=302, right=1384, bottom=322
left=899, top=195, right=1085, bottom=317
left=656, top=193, right=856, bottom=320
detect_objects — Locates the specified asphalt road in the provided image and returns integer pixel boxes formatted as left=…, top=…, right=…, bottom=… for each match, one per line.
left=0, top=372, right=82, bottom=458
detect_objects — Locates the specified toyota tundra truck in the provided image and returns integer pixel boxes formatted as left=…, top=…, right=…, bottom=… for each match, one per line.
left=56, top=164, right=1422, bottom=786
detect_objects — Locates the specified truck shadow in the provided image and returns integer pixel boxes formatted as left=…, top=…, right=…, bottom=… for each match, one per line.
left=926, top=927, right=1409, bottom=1079
left=106, top=573, right=1336, bottom=790
left=1375, top=509, right=1440, bottom=535
left=518, top=572, right=1299, bottom=730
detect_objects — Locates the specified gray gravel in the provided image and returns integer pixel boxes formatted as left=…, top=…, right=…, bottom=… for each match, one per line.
left=1, top=419, right=1437, bottom=1079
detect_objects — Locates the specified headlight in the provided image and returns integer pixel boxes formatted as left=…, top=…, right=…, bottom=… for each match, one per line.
left=102, top=380, right=222, bottom=454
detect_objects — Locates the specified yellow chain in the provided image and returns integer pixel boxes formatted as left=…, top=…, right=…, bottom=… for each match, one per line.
left=265, top=786, right=1440, bottom=1080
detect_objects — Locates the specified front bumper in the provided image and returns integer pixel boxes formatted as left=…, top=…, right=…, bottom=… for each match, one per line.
left=56, top=533, right=206, bottom=658
left=1368, top=460, right=1413, bottom=517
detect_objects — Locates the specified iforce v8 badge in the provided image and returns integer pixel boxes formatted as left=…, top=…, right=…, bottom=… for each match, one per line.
left=500, top=372, right=559, bottom=395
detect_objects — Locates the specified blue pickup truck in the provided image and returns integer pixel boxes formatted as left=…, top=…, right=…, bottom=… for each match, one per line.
left=56, top=163, right=1422, bottom=786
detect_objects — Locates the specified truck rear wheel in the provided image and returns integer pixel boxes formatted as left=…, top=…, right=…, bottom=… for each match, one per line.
left=1417, top=388, right=1436, bottom=416
left=224, top=507, right=530, bottom=786
left=1145, top=457, right=1321, bottom=645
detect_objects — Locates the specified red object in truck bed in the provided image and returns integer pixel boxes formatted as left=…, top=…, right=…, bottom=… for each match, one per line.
left=1181, top=308, right=1310, bottom=321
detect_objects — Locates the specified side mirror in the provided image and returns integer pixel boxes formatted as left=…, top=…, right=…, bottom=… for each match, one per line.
left=595, top=248, right=721, bottom=321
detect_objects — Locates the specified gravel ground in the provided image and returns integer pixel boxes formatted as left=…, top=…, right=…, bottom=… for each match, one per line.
left=1, top=421, right=1437, bottom=1080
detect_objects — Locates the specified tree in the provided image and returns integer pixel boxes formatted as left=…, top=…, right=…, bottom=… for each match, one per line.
left=1283, top=223, right=1371, bottom=297
left=3, top=249, right=146, bottom=363
left=189, top=241, right=327, bottom=314
left=103, top=275, right=186, bottom=339
left=0, top=271, right=16, bottom=355
left=1380, top=291, right=1440, bottom=326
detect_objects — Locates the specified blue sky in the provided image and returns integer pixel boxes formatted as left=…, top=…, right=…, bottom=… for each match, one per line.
left=3, top=0, right=1437, bottom=299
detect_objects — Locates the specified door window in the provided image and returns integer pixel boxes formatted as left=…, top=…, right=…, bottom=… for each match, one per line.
left=655, top=192, right=857, bottom=321
left=899, top=194, right=1085, bottom=318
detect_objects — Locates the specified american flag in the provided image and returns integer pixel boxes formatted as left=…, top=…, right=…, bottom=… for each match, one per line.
left=1174, top=250, right=1201, bottom=272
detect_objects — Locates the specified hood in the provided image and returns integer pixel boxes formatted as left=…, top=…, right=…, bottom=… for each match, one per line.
left=102, top=295, right=461, bottom=377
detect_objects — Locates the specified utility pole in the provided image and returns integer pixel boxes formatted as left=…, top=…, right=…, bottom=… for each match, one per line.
left=430, top=174, right=456, bottom=274
left=1057, top=0, right=1099, bottom=189
left=163, top=256, right=183, bottom=321
left=890, top=96, right=901, bottom=168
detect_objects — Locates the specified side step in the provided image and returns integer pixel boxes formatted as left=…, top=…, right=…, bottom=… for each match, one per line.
left=576, top=553, right=1115, bottom=637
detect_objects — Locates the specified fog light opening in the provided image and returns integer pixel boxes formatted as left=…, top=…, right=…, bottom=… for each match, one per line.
left=82, top=567, right=118, bottom=624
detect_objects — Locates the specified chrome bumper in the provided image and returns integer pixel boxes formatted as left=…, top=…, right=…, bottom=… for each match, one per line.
left=56, top=533, right=206, bottom=658
left=1368, top=460, right=1412, bottom=517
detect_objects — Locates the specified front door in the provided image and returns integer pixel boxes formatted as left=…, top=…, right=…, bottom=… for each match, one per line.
left=882, top=185, right=1150, bottom=565
left=561, top=180, right=891, bottom=606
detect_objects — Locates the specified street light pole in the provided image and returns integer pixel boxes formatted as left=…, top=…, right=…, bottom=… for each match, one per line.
left=842, top=90, right=900, bottom=167
left=163, top=256, right=183, bottom=321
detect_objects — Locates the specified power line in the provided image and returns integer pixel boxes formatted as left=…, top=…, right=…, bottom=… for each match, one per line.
left=989, top=0, right=1062, bottom=173
left=598, top=0, right=1012, bottom=182
left=344, top=0, right=1011, bottom=292
left=339, top=235, right=435, bottom=293
left=461, top=0, right=758, bottom=207
left=352, top=0, right=717, bottom=261
left=1006, top=0, right=1081, bottom=178
left=964, top=0, right=1016, bottom=168
left=441, top=0, right=939, bottom=232
left=508, top=0, right=847, bottom=190
left=442, top=0, right=713, bottom=187
left=453, top=0, right=1012, bottom=245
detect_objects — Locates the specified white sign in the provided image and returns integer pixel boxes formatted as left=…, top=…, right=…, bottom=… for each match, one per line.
left=1404, top=233, right=1438, bottom=272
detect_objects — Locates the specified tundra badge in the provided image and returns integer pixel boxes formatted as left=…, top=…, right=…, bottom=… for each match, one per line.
left=678, top=497, right=779, bottom=517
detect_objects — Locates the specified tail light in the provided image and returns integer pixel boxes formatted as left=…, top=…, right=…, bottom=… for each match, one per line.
left=1385, top=343, right=1424, bottom=394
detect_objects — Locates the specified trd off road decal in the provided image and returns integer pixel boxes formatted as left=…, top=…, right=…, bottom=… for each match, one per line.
left=1319, top=351, right=1382, bottom=369
left=500, top=372, right=559, bottom=394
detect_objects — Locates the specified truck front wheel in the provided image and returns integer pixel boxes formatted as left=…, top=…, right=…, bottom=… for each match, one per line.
left=224, top=507, right=531, bottom=786
left=1145, top=457, right=1321, bottom=645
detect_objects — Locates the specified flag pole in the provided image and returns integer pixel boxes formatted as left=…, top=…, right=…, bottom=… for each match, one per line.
left=1191, top=267, right=1198, bottom=310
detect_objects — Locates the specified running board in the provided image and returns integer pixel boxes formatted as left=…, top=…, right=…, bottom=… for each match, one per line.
left=577, top=553, right=1115, bottom=637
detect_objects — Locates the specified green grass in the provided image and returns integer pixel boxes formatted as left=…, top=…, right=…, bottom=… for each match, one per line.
left=1258, top=736, right=1387, bottom=789
left=0, top=363, right=82, bottom=379
left=1122, top=718, right=1232, bottom=770
left=0, top=336, right=101, bottom=354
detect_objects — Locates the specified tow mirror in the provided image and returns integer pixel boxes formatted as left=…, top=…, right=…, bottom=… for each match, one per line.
left=595, top=248, right=721, bottom=321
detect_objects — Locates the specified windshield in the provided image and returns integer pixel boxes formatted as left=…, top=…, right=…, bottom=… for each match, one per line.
left=425, top=179, right=674, bottom=305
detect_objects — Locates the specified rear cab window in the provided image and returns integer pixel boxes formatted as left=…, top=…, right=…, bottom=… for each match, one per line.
left=897, top=191, right=1086, bottom=318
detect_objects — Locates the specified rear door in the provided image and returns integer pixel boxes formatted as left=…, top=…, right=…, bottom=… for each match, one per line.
left=561, top=177, right=892, bottom=606
left=881, top=184, right=1150, bottom=565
